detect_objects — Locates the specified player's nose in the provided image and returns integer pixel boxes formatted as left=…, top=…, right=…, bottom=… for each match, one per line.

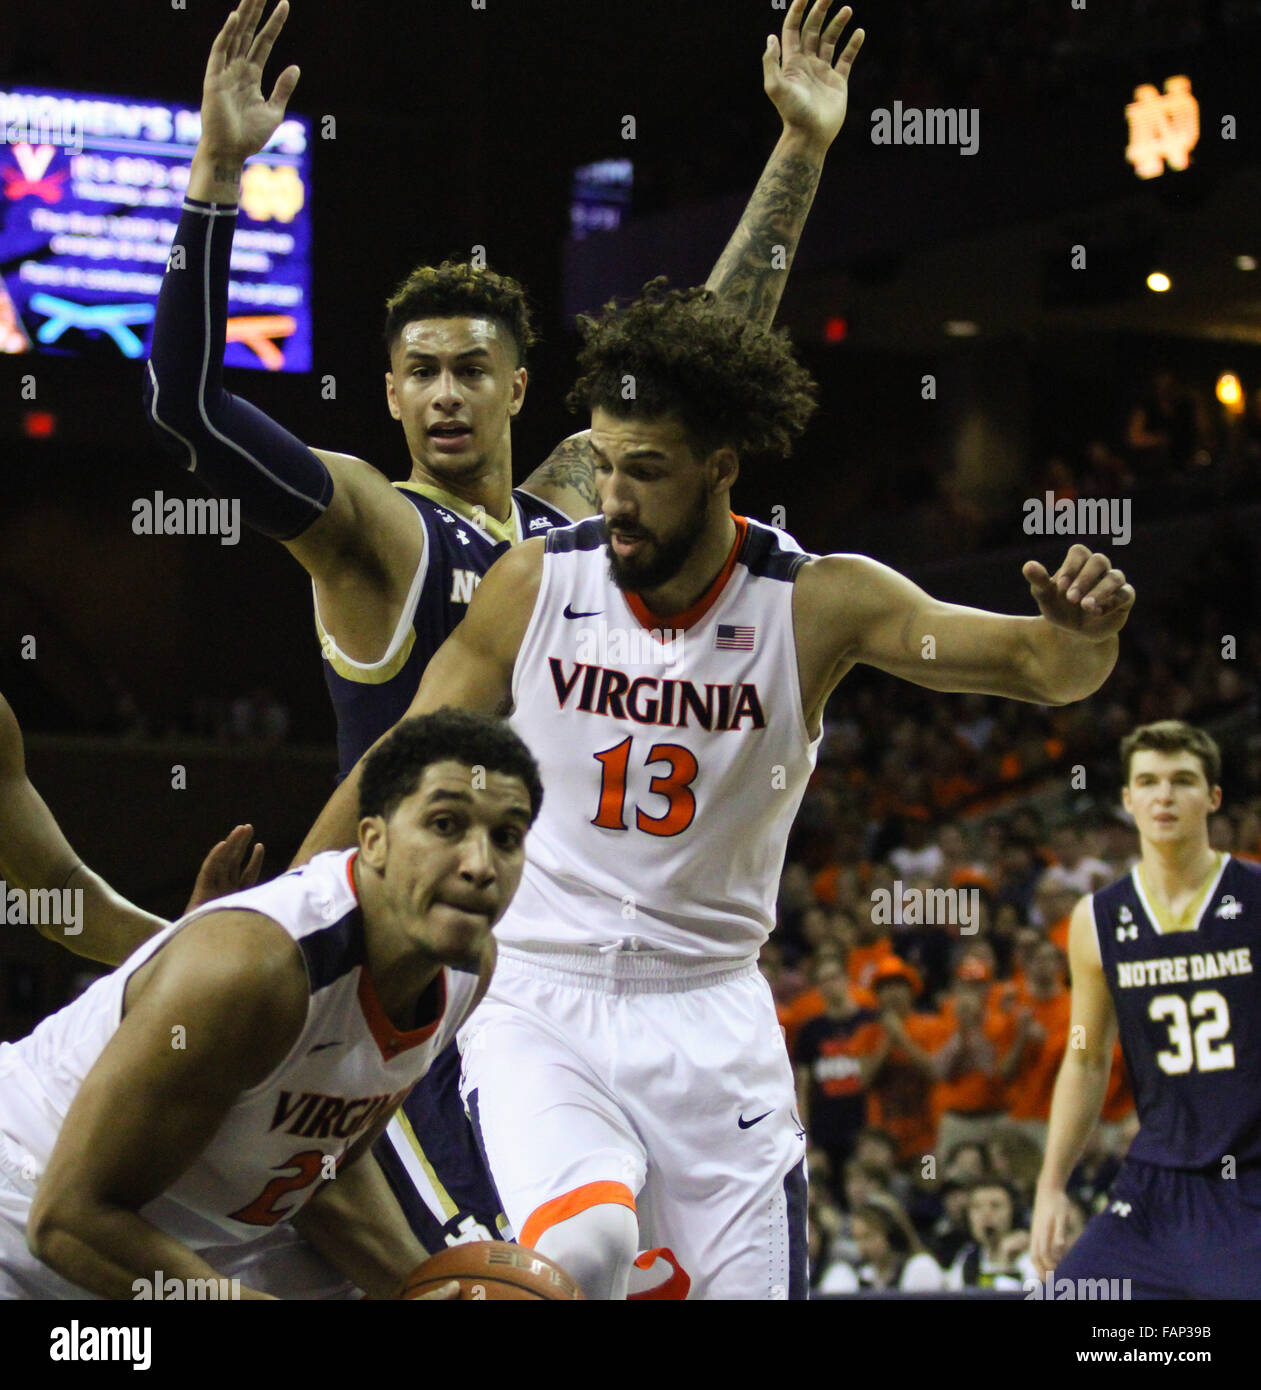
left=432, top=369, right=464, bottom=407
left=456, top=829, right=496, bottom=886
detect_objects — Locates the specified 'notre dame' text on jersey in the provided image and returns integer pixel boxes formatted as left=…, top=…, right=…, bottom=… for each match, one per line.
left=1093, top=853, right=1261, bottom=1170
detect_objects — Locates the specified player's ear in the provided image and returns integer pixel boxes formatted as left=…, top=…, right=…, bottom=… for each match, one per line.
left=386, top=372, right=402, bottom=420
left=359, top=814, right=389, bottom=870
left=506, top=366, right=528, bottom=419
left=1121, top=784, right=1133, bottom=814
left=709, top=446, right=739, bottom=495
left=1209, top=784, right=1223, bottom=813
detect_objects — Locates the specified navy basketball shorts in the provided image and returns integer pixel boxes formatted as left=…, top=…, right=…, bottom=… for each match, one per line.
left=1057, top=1157, right=1261, bottom=1298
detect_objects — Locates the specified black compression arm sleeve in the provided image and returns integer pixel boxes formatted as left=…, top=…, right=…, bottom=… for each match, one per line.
left=142, top=197, right=333, bottom=540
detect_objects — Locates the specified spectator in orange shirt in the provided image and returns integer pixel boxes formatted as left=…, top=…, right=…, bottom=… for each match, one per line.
left=934, top=959, right=1013, bottom=1156
left=846, top=906, right=898, bottom=998
left=1001, top=941, right=1072, bottom=1149
left=852, top=959, right=946, bottom=1164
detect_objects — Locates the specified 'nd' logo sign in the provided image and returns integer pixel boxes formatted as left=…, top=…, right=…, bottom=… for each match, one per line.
left=1125, top=76, right=1199, bottom=179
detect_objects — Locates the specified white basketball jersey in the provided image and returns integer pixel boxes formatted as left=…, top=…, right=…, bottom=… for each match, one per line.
left=502, top=515, right=821, bottom=958
left=0, top=850, right=479, bottom=1250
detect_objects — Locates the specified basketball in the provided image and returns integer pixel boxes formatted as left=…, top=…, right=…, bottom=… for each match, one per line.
left=398, top=1242, right=585, bottom=1300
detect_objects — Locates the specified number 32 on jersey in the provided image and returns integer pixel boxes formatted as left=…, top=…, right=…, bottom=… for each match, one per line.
left=1149, top=990, right=1235, bottom=1074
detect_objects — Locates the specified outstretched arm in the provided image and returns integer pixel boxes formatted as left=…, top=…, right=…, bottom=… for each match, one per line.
left=293, top=541, right=543, bottom=864
left=144, top=1, right=420, bottom=644
left=793, top=543, right=1135, bottom=728
left=521, top=1, right=863, bottom=520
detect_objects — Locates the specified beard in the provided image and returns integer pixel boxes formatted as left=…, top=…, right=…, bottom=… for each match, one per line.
left=605, top=482, right=711, bottom=594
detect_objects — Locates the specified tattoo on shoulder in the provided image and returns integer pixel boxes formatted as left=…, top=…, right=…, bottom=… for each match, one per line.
left=534, top=434, right=599, bottom=507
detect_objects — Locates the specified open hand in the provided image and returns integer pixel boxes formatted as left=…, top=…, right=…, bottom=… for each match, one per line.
left=764, top=1, right=865, bottom=151
left=201, top=0, right=300, bottom=160
left=185, top=823, right=264, bottom=913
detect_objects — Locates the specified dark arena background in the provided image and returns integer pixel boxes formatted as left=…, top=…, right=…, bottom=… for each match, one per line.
left=1, top=0, right=1259, bottom=1356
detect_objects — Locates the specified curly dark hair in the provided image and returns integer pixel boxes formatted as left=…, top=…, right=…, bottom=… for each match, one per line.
left=565, top=278, right=818, bottom=459
left=383, top=261, right=537, bottom=366
left=359, top=710, right=543, bottom=825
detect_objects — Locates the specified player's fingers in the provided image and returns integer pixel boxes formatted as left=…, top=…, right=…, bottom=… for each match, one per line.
left=249, top=0, right=290, bottom=70
left=834, top=24, right=865, bottom=76
left=1078, top=567, right=1127, bottom=611
left=242, top=842, right=265, bottom=887
left=1086, top=580, right=1136, bottom=617
left=781, top=0, right=808, bottom=60
left=1050, top=542, right=1095, bottom=592
left=801, top=0, right=834, bottom=56
left=819, top=4, right=852, bottom=65
left=415, top=1279, right=461, bottom=1301
left=1022, top=558, right=1054, bottom=594
left=208, top=11, right=239, bottom=76
left=233, top=0, right=266, bottom=62
left=1063, top=552, right=1110, bottom=603
left=268, top=64, right=301, bottom=113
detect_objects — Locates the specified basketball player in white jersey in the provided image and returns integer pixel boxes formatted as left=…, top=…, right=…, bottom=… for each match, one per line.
left=0, top=710, right=539, bottom=1300
left=296, top=285, right=1136, bottom=1299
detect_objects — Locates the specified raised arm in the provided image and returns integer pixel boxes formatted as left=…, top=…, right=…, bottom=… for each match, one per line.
left=1030, top=896, right=1118, bottom=1276
left=521, top=1, right=864, bottom=519
left=294, top=540, right=543, bottom=863
left=143, top=1, right=420, bottom=656
left=793, top=544, right=1135, bottom=731
left=27, top=910, right=308, bottom=1299
left=705, top=0, right=864, bottom=325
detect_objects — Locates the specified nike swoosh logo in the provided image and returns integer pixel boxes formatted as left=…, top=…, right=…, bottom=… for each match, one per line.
left=563, top=604, right=603, bottom=619
left=307, top=1041, right=345, bottom=1053
left=738, top=1110, right=773, bottom=1129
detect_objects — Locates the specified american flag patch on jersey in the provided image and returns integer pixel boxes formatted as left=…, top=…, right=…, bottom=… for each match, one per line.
left=716, top=624, right=755, bottom=651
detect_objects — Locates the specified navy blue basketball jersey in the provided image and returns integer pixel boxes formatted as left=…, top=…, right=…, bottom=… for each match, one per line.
left=1094, top=853, right=1261, bottom=1170
left=317, top=483, right=570, bottom=778
left=312, top=478, right=569, bottom=1254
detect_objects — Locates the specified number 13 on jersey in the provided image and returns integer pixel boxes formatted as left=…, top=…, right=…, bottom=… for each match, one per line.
left=592, top=738, right=699, bottom=837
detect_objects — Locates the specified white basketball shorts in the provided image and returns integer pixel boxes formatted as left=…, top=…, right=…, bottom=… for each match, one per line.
left=457, top=943, right=809, bottom=1300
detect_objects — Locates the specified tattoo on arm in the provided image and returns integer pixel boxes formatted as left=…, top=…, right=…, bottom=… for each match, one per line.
left=706, top=153, right=823, bottom=327
left=531, top=434, right=599, bottom=508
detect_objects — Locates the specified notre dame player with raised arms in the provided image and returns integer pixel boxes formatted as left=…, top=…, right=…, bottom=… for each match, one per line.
left=1032, top=720, right=1261, bottom=1298
left=142, top=0, right=866, bottom=1254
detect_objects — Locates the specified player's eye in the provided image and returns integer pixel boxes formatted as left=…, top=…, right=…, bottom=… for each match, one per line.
left=494, top=826, right=523, bottom=850
left=462, top=366, right=485, bottom=377
left=430, top=814, right=460, bottom=835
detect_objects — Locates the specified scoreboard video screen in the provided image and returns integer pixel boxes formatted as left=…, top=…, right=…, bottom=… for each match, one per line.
left=0, top=86, right=312, bottom=371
